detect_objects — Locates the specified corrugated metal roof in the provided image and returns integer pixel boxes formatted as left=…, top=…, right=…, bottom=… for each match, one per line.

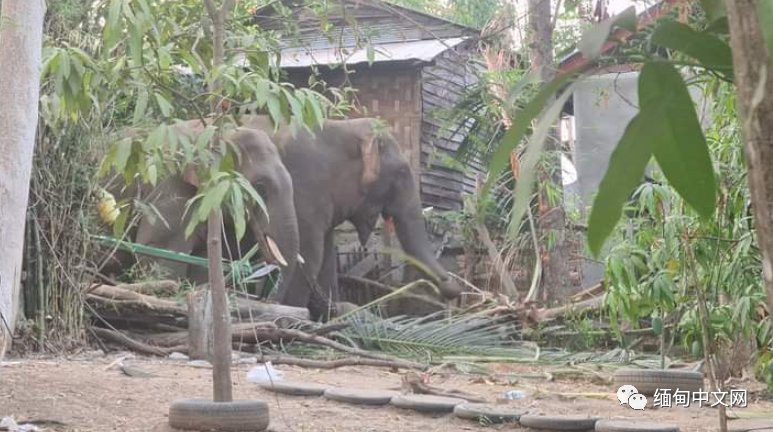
left=277, top=37, right=468, bottom=68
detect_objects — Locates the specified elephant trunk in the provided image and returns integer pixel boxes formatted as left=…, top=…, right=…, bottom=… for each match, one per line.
left=250, top=170, right=299, bottom=298
left=392, top=203, right=463, bottom=300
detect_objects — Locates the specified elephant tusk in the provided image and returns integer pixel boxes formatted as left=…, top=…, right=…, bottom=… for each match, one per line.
left=266, top=235, right=288, bottom=267
left=297, top=254, right=305, bottom=264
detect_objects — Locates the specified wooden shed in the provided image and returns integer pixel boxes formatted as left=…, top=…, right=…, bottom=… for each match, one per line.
left=254, top=0, right=483, bottom=211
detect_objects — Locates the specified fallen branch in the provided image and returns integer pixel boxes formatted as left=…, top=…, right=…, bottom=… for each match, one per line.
left=85, top=285, right=186, bottom=315
left=102, top=280, right=179, bottom=295
left=257, top=354, right=416, bottom=370
left=91, top=327, right=178, bottom=356
left=234, top=327, right=426, bottom=370
left=531, top=294, right=605, bottom=322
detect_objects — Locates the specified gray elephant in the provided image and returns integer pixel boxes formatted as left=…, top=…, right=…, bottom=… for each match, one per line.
left=239, top=115, right=464, bottom=320
left=100, top=125, right=299, bottom=287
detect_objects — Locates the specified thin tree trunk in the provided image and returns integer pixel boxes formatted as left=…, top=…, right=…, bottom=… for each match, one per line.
left=528, top=0, right=569, bottom=303
left=726, top=0, right=773, bottom=334
left=203, top=0, right=236, bottom=403
left=0, top=0, right=46, bottom=361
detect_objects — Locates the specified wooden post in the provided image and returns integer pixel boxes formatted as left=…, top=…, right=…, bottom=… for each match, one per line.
left=187, top=289, right=213, bottom=361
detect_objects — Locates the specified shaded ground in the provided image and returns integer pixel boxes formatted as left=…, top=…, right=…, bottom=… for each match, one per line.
left=1, top=352, right=770, bottom=432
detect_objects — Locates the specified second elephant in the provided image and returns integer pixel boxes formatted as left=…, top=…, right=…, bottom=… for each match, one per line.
left=240, top=115, right=464, bottom=319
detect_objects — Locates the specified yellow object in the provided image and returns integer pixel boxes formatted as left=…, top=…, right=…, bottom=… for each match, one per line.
left=97, top=189, right=120, bottom=224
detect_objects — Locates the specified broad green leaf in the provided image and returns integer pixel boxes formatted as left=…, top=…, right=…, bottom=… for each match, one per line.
left=578, top=6, right=636, bottom=59
left=266, top=94, right=286, bottom=126
left=133, top=90, right=149, bottom=124
left=231, top=186, right=247, bottom=240
left=236, top=174, right=268, bottom=218
left=759, top=0, right=773, bottom=61
left=114, top=137, right=134, bottom=173
left=155, top=93, right=173, bottom=117
left=651, top=20, right=733, bottom=79
left=484, top=70, right=577, bottom=193
left=700, top=0, right=727, bottom=24
left=652, top=315, right=663, bottom=335
left=113, top=205, right=130, bottom=238
left=640, top=62, right=716, bottom=219
left=198, top=180, right=231, bottom=222
left=509, top=83, right=577, bottom=237
left=587, top=112, right=655, bottom=256
left=128, top=25, right=144, bottom=67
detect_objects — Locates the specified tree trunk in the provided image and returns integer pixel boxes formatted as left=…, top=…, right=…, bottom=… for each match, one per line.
left=528, top=0, right=569, bottom=303
left=0, top=0, right=46, bottom=361
left=203, top=0, right=236, bottom=403
left=726, top=0, right=773, bottom=331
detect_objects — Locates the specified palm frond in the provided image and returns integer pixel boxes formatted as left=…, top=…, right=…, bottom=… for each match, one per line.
left=338, top=310, right=536, bottom=363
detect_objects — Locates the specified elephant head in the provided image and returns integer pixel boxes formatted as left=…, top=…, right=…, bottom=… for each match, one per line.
left=102, top=123, right=299, bottom=287
left=180, top=125, right=300, bottom=284
left=344, top=124, right=463, bottom=300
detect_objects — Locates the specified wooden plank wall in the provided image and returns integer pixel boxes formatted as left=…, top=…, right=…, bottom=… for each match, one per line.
left=419, top=42, right=483, bottom=211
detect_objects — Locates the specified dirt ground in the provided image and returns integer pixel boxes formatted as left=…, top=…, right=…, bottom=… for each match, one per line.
left=1, top=352, right=771, bottom=432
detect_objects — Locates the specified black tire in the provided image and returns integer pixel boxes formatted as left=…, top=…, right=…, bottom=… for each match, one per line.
left=323, top=388, right=396, bottom=405
left=452, top=403, right=524, bottom=423
left=519, top=415, right=598, bottom=431
left=258, top=381, right=327, bottom=396
left=595, top=419, right=680, bottom=432
left=727, top=418, right=773, bottom=432
left=613, top=369, right=704, bottom=397
left=168, top=399, right=269, bottom=432
left=390, top=394, right=467, bottom=413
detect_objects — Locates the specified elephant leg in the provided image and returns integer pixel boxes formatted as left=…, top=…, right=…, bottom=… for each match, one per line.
left=272, top=224, right=323, bottom=309
left=308, top=230, right=338, bottom=321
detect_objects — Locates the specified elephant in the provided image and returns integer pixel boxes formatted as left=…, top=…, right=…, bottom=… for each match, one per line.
left=237, top=115, right=464, bottom=320
left=99, top=124, right=299, bottom=288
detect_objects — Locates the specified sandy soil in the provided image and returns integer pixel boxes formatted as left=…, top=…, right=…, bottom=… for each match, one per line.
left=1, top=352, right=770, bottom=432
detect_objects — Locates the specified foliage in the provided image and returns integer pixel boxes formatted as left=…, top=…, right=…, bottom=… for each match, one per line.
left=340, top=310, right=528, bottom=362
left=387, top=0, right=504, bottom=29
left=602, top=79, right=765, bottom=365
left=41, top=0, right=343, bottom=245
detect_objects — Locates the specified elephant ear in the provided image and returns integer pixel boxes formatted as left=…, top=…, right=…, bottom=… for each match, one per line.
left=359, top=132, right=381, bottom=190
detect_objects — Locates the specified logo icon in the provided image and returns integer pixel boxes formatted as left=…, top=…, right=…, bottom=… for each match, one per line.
left=628, top=393, right=648, bottom=410
left=617, top=385, right=638, bottom=405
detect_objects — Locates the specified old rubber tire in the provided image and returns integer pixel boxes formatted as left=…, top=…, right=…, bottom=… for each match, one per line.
left=595, top=419, right=680, bottom=432
left=727, top=418, right=773, bottom=432
left=258, top=381, right=327, bottom=396
left=453, top=403, right=524, bottom=423
left=613, top=369, right=704, bottom=396
left=168, top=399, right=269, bottom=432
left=323, top=388, right=396, bottom=405
left=390, top=394, right=467, bottom=413
left=519, top=415, right=598, bottom=431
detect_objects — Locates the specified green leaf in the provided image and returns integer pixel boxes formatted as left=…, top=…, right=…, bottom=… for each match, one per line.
left=587, top=113, right=655, bottom=256
left=113, top=205, right=130, bottom=238
left=652, top=315, right=663, bottom=335
left=484, top=71, right=576, bottom=193
left=154, top=92, right=173, bottom=117
left=640, top=62, right=717, bottom=219
left=700, top=0, right=727, bottom=24
left=651, top=20, right=733, bottom=79
left=128, top=25, right=144, bottom=67
left=509, top=83, right=577, bottom=237
left=198, top=180, right=231, bottom=222
left=231, top=186, right=247, bottom=241
left=758, top=0, right=773, bottom=61
left=114, top=137, right=134, bottom=173
left=133, top=90, right=149, bottom=124
left=236, top=174, right=268, bottom=218
left=578, top=6, right=637, bottom=60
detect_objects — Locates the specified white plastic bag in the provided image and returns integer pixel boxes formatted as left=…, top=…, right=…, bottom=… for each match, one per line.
left=246, top=361, right=284, bottom=383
